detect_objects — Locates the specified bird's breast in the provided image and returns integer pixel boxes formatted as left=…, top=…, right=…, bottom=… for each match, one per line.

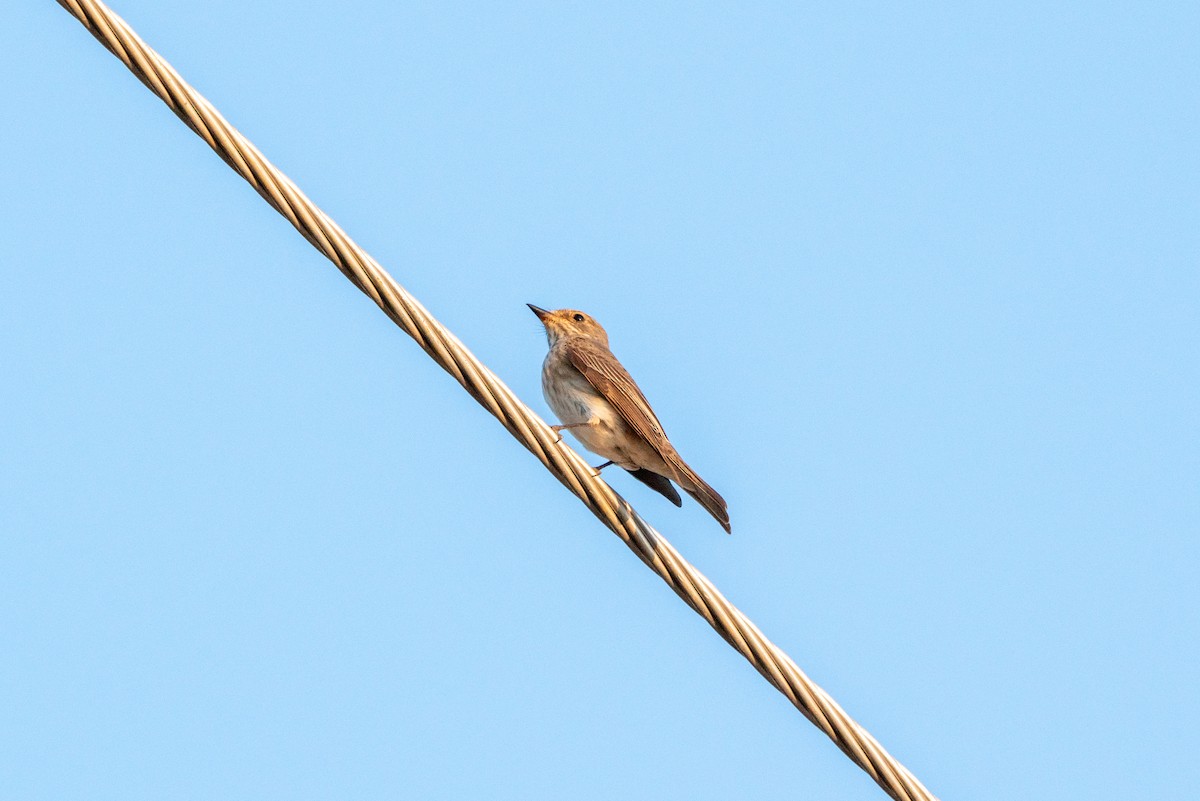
left=542, top=351, right=609, bottom=423
left=541, top=349, right=632, bottom=463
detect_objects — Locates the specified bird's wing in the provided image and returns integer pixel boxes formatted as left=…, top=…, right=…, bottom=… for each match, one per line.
left=627, top=468, right=683, bottom=506
left=567, top=338, right=731, bottom=533
left=564, top=339, right=672, bottom=452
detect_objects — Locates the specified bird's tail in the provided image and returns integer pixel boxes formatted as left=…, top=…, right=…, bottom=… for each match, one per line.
left=665, top=453, right=731, bottom=534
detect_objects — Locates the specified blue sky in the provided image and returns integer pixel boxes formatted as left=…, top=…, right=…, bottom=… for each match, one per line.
left=4, top=2, right=1197, bottom=799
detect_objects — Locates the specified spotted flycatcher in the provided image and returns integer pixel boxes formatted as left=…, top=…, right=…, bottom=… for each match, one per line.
left=529, top=304, right=730, bottom=533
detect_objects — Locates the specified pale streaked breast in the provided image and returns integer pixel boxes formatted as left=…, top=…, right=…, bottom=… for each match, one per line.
left=541, top=348, right=630, bottom=463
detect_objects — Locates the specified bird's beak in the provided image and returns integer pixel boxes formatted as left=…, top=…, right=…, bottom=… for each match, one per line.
left=527, top=304, right=550, bottom=321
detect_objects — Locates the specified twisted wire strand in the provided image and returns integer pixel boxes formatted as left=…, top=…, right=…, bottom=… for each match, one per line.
left=54, top=2, right=938, bottom=799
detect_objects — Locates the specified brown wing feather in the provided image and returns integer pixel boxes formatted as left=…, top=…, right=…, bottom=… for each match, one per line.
left=565, top=339, right=731, bottom=534
left=563, top=339, right=672, bottom=452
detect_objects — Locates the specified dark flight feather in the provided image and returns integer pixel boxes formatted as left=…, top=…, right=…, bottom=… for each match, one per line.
left=627, top=468, right=683, bottom=506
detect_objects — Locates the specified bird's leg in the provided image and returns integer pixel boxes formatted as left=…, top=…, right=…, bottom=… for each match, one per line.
left=593, top=460, right=614, bottom=471
left=551, top=423, right=589, bottom=432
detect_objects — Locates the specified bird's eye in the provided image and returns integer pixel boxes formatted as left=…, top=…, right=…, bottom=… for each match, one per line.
left=573, top=314, right=585, bottom=322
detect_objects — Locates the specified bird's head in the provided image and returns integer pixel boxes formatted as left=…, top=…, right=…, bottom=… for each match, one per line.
left=527, top=304, right=610, bottom=347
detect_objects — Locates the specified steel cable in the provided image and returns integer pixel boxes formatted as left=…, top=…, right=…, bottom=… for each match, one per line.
left=53, top=2, right=938, bottom=799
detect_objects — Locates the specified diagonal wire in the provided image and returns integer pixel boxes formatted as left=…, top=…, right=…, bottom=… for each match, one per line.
left=52, top=2, right=938, bottom=799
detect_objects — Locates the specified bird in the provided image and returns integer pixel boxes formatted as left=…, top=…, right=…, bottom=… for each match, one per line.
left=528, top=304, right=730, bottom=533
